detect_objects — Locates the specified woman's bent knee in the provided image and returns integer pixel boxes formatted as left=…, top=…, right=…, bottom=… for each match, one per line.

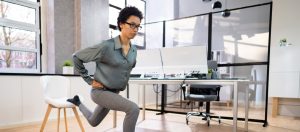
left=133, top=105, right=140, bottom=113
left=89, top=120, right=100, bottom=127
left=127, top=103, right=140, bottom=115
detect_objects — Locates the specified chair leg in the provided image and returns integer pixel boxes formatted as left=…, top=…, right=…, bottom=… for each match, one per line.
left=57, top=108, right=61, bottom=132
left=40, top=104, right=52, bottom=132
left=72, top=107, right=85, bottom=132
left=190, top=101, right=194, bottom=111
left=206, top=102, right=210, bottom=114
left=63, top=108, right=68, bottom=132
left=227, top=101, right=230, bottom=107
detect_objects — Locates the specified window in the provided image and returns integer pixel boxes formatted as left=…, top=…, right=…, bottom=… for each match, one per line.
left=0, top=0, right=40, bottom=73
left=109, top=0, right=146, bottom=48
left=109, top=0, right=125, bottom=39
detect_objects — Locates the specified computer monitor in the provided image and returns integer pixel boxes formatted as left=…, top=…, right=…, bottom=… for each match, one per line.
left=131, top=49, right=164, bottom=77
left=160, top=46, right=208, bottom=75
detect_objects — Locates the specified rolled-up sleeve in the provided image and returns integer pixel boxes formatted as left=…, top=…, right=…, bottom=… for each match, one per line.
left=72, top=44, right=107, bottom=85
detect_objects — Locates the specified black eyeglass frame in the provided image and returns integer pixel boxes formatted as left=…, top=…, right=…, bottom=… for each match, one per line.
left=124, top=22, right=142, bottom=30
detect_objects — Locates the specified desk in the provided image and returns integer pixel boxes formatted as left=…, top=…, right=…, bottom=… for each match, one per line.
left=127, top=78, right=249, bottom=132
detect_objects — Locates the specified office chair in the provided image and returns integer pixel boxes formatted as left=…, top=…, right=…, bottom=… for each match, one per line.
left=40, top=76, right=85, bottom=132
left=179, top=60, right=219, bottom=108
left=183, top=84, right=222, bottom=126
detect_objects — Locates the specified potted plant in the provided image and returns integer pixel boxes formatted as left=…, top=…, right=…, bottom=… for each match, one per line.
left=207, top=68, right=213, bottom=79
left=279, top=38, right=287, bottom=47
left=62, top=60, right=74, bottom=74
left=279, top=38, right=292, bottom=47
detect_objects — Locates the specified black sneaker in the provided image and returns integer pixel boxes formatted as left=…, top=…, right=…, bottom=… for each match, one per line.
left=67, top=95, right=81, bottom=106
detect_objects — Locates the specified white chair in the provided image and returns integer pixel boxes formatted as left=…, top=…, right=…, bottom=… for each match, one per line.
left=40, top=75, right=85, bottom=132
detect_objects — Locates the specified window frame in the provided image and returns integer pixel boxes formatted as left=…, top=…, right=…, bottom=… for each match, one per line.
left=0, top=0, right=40, bottom=73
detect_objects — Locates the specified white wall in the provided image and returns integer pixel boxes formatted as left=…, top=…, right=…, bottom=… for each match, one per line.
left=80, top=0, right=109, bottom=74
left=269, top=0, right=300, bottom=98
left=40, top=0, right=109, bottom=74
left=0, top=76, right=125, bottom=128
left=146, top=0, right=174, bottom=23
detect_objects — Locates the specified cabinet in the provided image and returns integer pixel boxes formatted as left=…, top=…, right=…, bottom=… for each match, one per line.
left=269, top=72, right=300, bottom=98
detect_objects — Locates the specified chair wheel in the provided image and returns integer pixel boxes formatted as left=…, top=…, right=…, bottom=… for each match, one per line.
left=218, top=119, right=221, bottom=124
left=186, top=119, right=189, bottom=125
left=207, top=117, right=210, bottom=126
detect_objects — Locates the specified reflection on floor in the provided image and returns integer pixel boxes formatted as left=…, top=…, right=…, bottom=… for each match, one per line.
left=148, top=101, right=266, bottom=120
left=1, top=103, right=299, bottom=132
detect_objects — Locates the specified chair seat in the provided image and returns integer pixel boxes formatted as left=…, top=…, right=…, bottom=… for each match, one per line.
left=186, top=94, right=218, bottom=101
left=45, top=97, right=75, bottom=108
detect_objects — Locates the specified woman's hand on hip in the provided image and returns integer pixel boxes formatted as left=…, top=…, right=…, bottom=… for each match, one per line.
left=92, top=80, right=103, bottom=89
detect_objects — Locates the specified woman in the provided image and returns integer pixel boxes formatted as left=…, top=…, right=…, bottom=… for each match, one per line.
left=67, top=6, right=143, bottom=132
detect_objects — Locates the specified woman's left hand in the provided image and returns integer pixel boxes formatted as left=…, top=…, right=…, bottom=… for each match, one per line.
left=92, top=80, right=104, bottom=89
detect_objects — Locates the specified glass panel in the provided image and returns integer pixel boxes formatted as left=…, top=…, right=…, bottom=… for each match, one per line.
left=162, top=65, right=267, bottom=121
left=219, top=65, right=267, bottom=120
left=212, top=5, right=270, bottom=63
left=127, top=0, right=145, bottom=24
left=109, top=7, right=120, bottom=26
left=145, top=22, right=163, bottom=49
left=0, top=26, right=36, bottom=49
left=165, top=15, right=208, bottom=47
left=27, top=0, right=37, bottom=2
left=109, top=0, right=125, bottom=9
left=138, top=24, right=144, bottom=33
left=131, top=32, right=144, bottom=48
left=0, top=1, right=36, bottom=24
left=129, top=0, right=145, bottom=49
left=0, top=50, right=37, bottom=69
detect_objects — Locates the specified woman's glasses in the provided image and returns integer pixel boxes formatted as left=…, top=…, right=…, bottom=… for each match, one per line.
left=125, top=22, right=142, bottom=30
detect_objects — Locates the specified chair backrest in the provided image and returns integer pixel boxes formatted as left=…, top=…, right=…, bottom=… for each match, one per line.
left=184, top=84, right=221, bottom=101
left=190, top=85, right=220, bottom=95
left=40, top=76, right=70, bottom=99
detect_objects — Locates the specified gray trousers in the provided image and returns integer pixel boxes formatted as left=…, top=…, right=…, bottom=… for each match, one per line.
left=78, top=88, right=140, bottom=132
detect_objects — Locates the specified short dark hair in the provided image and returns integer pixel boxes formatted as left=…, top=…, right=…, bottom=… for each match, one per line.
left=117, top=6, right=143, bottom=31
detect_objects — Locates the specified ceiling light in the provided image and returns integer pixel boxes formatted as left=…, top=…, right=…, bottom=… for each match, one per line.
left=212, top=1, right=222, bottom=9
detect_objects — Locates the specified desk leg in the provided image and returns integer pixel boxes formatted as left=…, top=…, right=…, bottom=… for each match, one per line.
left=113, top=110, right=117, bottom=128
left=142, top=85, right=146, bottom=120
left=233, top=82, right=238, bottom=132
left=157, top=84, right=166, bottom=115
left=245, top=84, right=249, bottom=131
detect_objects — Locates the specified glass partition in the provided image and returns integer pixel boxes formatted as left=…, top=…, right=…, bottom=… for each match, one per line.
left=145, top=22, right=163, bottom=49
left=165, top=15, right=209, bottom=47
left=211, top=5, right=270, bottom=63
left=143, top=3, right=271, bottom=123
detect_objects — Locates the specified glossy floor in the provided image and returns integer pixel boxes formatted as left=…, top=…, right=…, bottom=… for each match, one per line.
left=1, top=109, right=299, bottom=132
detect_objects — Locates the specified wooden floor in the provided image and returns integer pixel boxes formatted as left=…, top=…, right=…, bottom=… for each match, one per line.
left=1, top=109, right=300, bottom=132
